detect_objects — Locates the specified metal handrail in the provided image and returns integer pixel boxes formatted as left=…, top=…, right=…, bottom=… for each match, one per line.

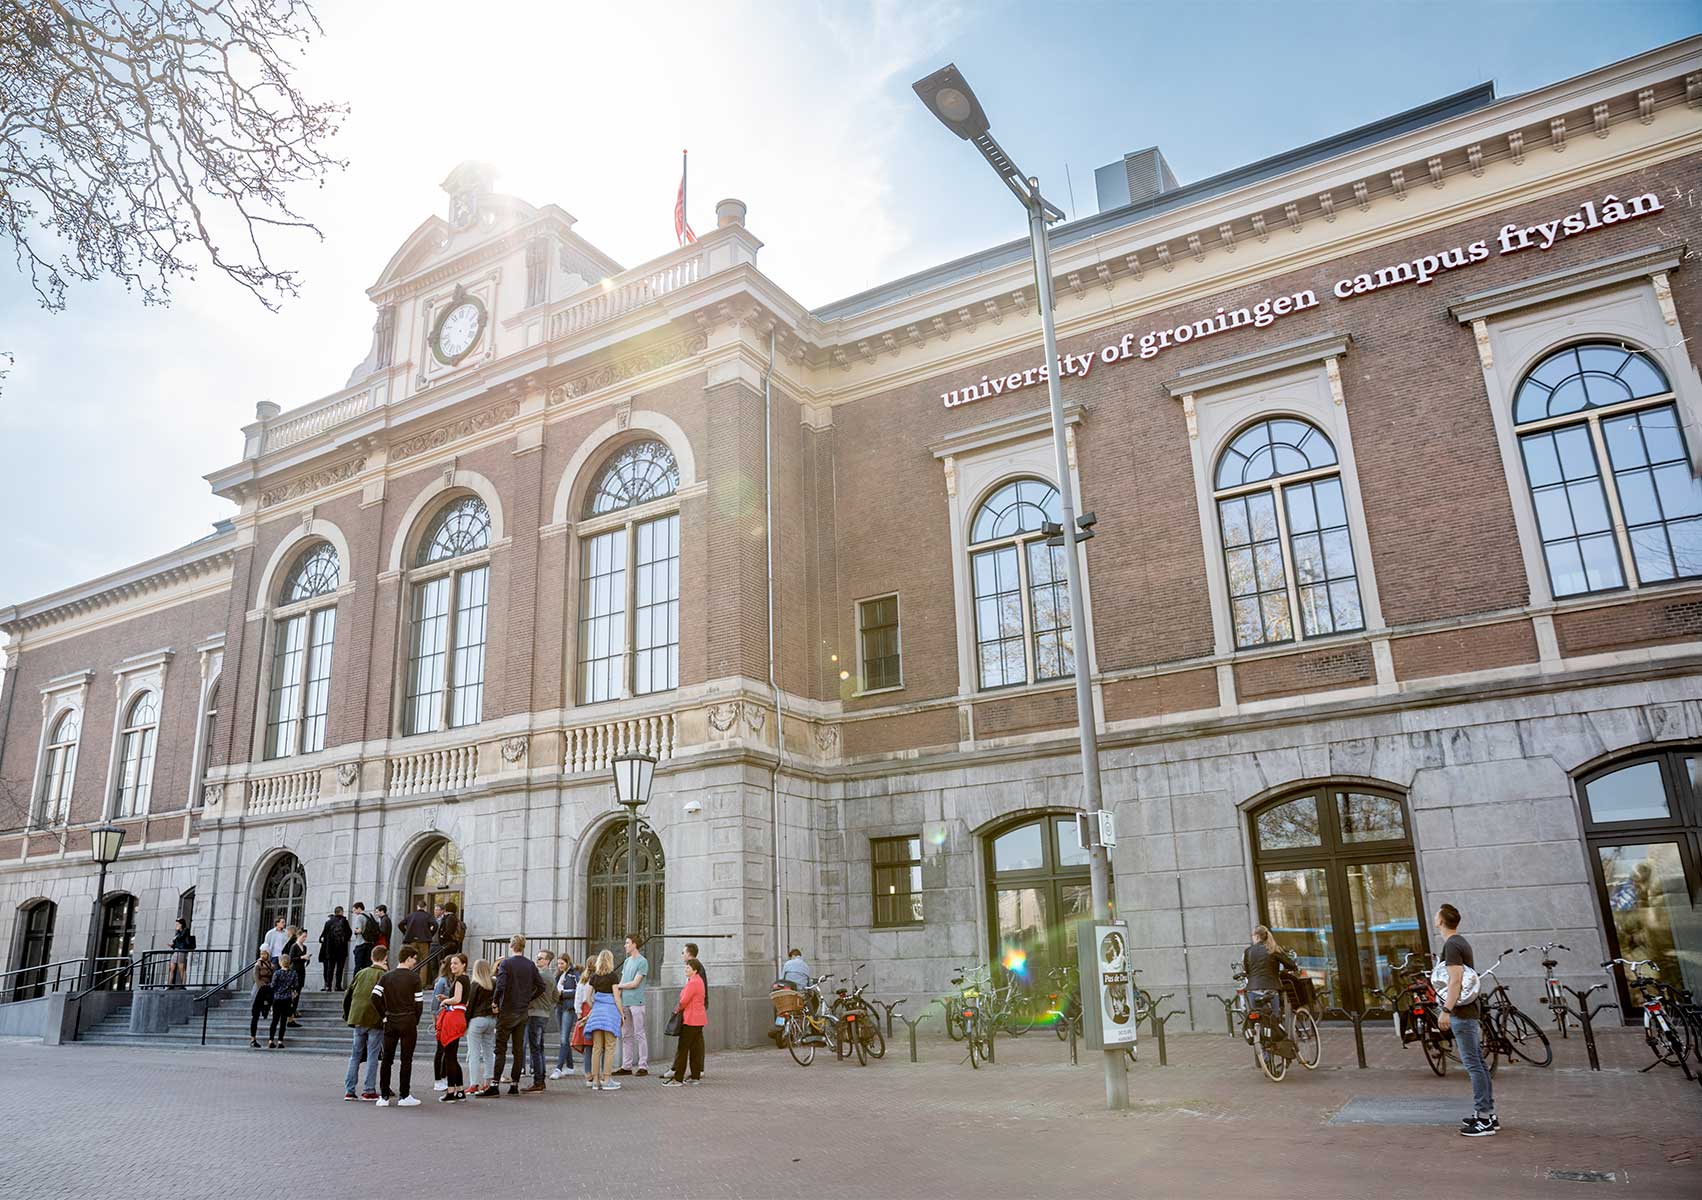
left=135, top=948, right=232, bottom=992
left=197, top=956, right=261, bottom=1045
left=0, top=957, right=87, bottom=1003
left=68, top=958, right=139, bottom=1041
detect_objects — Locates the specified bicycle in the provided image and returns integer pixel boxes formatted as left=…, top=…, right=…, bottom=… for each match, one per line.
left=1046, top=966, right=1083, bottom=1042
left=1476, top=948, right=1553, bottom=1070
left=1519, top=943, right=1574, bottom=1037
left=952, top=979, right=996, bottom=1069
left=1387, top=951, right=1455, bottom=1077
left=942, top=965, right=988, bottom=1042
left=828, top=964, right=886, bottom=1065
left=1604, top=957, right=1694, bottom=1080
left=778, top=975, right=846, bottom=1067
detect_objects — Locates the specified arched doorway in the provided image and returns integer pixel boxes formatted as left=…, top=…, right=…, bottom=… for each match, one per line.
left=983, top=813, right=1097, bottom=994
left=1249, top=785, right=1422, bottom=1016
left=258, top=854, right=307, bottom=944
left=1575, top=749, right=1702, bottom=1016
left=410, top=838, right=466, bottom=925
left=98, top=893, right=137, bottom=988
left=586, top=820, right=664, bottom=961
left=10, top=900, right=56, bottom=1000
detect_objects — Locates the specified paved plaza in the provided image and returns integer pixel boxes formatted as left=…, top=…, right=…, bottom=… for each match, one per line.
left=5, top=1020, right=1698, bottom=1198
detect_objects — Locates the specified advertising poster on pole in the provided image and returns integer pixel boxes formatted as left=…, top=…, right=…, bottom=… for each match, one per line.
left=1077, top=920, right=1136, bottom=1048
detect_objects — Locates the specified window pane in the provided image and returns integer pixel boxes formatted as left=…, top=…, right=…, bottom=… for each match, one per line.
left=1579, top=533, right=1624, bottom=592
left=1256, top=796, right=1320, bottom=850
left=301, top=608, right=336, bottom=754
left=1260, top=867, right=1339, bottom=1005
left=973, top=546, right=1025, bottom=688
left=406, top=576, right=450, bottom=734
left=1336, top=792, right=1406, bottom=841
left=586, top=441, right=679, bottom=515
left=417, top=496, right=491, bottom=565
left=971, top=479, right=1060, bottom=543
left=995, top=887, right=1049, bottom=981
left=634, top=514, right=680, bottom=695
left=1221, top=491, right=1289, bottom=648
left=1598, top=842, right=1701, bottom=996
left=1521, top=428, right=1623, bottom=596
left=449, top=566, right=488, bottom=728
left=872, top=836, right=924, bottom=927
left=1055, top=816, right=1089, bottom=867
left=1344, top=860, right=1423, bottom=1008
left=1584, top=760, right=1671, bottom=823
left=1027, top=542, right=1073, bottom=681
left=993, top=822, right=1045, bottom=872
left=858, top=595, right=901, bottom=691
left=579, top=529, right=628, bottom=704
left=267, top=614, right=306, bottom=759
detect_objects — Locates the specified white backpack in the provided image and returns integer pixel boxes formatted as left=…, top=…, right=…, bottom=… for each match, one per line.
left=1431, top=959, right=1480, bottom=1005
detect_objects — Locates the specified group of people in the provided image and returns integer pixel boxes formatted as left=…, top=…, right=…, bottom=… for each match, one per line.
left=338, top=932, right=709, bottom=1106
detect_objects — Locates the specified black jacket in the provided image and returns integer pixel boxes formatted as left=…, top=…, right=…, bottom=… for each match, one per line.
left=376, top=913, right=393, bottom=943
left=432, top=911, right=461, bottom=947
left=371, top=966, right=425, bottom=1027
left=1242, top=943, right=1297, bottom=994
left=398, top=910, right=434, bottom=943
left=494, top=954, right=543, bottom=1016
left=319, top=914, right=351, bottom=950
left=170, top=928, right=195, bottom=952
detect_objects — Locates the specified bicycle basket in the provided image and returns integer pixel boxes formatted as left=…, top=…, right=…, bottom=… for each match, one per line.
left=771, top=990, right=805, bottom=1016
left=1282, top=973, right=1318, bottom=1010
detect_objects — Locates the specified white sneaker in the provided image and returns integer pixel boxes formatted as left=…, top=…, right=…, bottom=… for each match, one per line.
left=549, top=1069, right=562, bottom=1080
left=602, top=1080, right=621, bottom=1091
left=373, top=1098, right=390, bottom=1107
left=562, top=1066, right=577, bottom=1075
left=585, top=1077, right=595, bottom=1088
left=396, top=1095, right=421, bottom=1107
left=433, top=1080, right=448, bottom=1091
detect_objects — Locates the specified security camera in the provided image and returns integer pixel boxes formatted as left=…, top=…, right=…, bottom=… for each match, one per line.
left=683, top=798, right=703, bottom=815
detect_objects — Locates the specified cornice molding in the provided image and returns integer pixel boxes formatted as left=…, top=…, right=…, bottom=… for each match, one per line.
left=391, top=398, right=521, bottom=461
left=258, top=455, right=368, bottom=509
left=929, top=402, right=1088, bottom=459
left=1448, top=240, right=1686, bottom=323
left=1164, top=333, right=1352, bottom=398
left=0, top=537, right=236, bottom=636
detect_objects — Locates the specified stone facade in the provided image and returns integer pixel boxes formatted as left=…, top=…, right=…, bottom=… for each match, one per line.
left=4, top=41, right=1702, bottom=1042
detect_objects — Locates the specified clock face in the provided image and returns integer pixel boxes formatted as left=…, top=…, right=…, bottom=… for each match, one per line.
left=433, top=298, right=484, bottom=364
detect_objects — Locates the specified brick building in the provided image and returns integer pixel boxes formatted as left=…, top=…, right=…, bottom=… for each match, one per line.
left=4, top=41, right=1702, bottom=1045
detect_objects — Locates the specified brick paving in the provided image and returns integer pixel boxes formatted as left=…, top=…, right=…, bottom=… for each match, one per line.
left=3, top=1019, right=1698, bottom=1199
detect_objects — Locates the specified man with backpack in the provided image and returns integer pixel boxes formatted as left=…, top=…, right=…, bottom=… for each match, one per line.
left=351, top=902, right=375, bottom=973
left=319, top=906, right=351, bottom=991
left=1434, top=904, right=1496, bottom=1137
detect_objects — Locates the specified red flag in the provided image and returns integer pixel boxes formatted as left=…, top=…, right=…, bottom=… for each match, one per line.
left=674, top=150, right=697, bottom=246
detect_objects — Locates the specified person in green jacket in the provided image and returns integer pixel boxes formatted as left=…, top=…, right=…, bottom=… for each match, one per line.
left=343, top=944, right=387, bottom=1100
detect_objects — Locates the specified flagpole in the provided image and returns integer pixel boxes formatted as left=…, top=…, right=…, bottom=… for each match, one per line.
left=681, top=149, right=688, bottom=239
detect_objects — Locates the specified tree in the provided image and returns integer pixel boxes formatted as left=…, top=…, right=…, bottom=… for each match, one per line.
left=0, top=0, right=344, bottom=313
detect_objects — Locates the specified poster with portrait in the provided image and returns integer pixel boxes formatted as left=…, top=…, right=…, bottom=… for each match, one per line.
left=1093, top=922, right=1136, bottom=1046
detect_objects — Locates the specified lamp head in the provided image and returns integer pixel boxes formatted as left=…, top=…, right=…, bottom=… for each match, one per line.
left=610, top=752, right=657, bottom=809
left=90, top=822, right=126, bottom=867
left=912, top=63, right=989, bottom=141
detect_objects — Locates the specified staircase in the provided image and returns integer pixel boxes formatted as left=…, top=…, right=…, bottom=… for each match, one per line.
left=78, top=987, right=435, bottom=1056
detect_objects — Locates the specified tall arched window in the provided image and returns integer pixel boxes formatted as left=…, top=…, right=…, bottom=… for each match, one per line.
left=114, top=692, right=158, bottom=817
left=578, top=441, right=681, bottom=703
left=1214, top=418, right=1364, bottom=649
left=194, top=679, right=219, bottom=806
left=586, top=820, right=665, bottom=961
left=1513, top=342, right=1700, bottom=597
left=969, top=479, right=1073, bottom=690
left=267, top=543, right=338, bottom=758
left=1249, top=785, right=1421, bottom=1015
left=258, top=854, right=307, bottom=939
left=37, top=710, right=79, bottom=827
left=9, top=900, right=56, bottom=1001
left=405, top=496, right=491, bottom=734
left=983, top=813, right=1096, bottom=988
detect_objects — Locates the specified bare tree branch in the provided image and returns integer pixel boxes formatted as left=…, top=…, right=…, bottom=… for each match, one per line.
left=0, top=0, right=345, bottom=313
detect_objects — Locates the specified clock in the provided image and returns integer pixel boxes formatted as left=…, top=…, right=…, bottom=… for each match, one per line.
left=430, top=290, right=486, bottom=365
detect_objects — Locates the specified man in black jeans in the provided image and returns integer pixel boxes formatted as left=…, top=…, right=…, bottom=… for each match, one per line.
left=372, top=946, right=424, bottom=1107
left=493, top=934, right=544, bottom=1095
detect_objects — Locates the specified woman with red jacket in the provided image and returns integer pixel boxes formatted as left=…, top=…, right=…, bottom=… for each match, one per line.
left=661, top=957, right=707, bottom=1085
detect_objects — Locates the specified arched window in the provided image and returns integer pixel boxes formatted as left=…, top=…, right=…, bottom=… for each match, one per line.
left=1249, top=785, right=1420, bottom=1015
left=258, top=854, right=307, bottom=940
left=1513, top=342, right=1699, bottom=597
left=114, top=693, right=158, bottom=817
left=97, top=893, right=137, bottom=985
left=9, top=900, right=56, bottom=1001
left=983, top=813, right=1097, bottom=990
left=1214, top=418, right=1364, bottom=649
left=586, top=820, right=664, bottom=962
left=194, top=679, right=219, bottom=806
left=405, top=496, right=491, bottom=734
left=37, top=710, right=79, bottom=827
left=969, top=479, right=1073, bottom=690
left=578, top=441, right=681, bottom=703
left=1575, top=749, right=1702, bottom=1013
left=267, top=543, right=339, bottom=759
left=410, top=837, right=466, bottom=916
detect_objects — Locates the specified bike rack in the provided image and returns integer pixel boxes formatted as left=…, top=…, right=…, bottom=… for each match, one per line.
left=894, top=1010, right=929, bottom=1063
left=1557, top=984, right=1613, bottom=1072
left=865, top=997, right=900, bottom=1038
left=1068, top=1013, right=1078, bottom=1065
left=1346, top=1008, right=1371, bottom=1069
left=1144, top=994, right=1179, bottom=1067
left=1205, top=992, right=1237, bottom=1037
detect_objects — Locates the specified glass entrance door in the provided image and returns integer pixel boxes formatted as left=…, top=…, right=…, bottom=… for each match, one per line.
left=12, top=901, right=56, bottom=1000
left=1595, top=840, right=1700, bottom=998
left=98, top=894, right=137, bottom=989
left=985, top=815, right=1102, bottom=1010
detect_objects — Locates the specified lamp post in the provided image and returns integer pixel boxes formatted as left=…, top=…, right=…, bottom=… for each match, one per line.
left=914, top=63, right=1127, bottom=1112
left=82, top=823, right=127, bottom=991
left=610, top=752, right=657, bottom=946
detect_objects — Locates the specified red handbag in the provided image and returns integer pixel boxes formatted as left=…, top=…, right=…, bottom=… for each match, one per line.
left=435, top=1004, right=467, bottom=1046
left=571, top=1001, right=592, bottom=1049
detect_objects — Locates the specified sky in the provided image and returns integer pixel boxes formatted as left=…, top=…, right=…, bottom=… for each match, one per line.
left=1, top=0, right=1698, bottom=637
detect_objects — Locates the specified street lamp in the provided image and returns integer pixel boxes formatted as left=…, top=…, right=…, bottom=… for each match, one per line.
left=82, top=822, right=127, bottom=990
left=914, top=62, right=1125, bottom=1112
left=610, top=752, right=657, bottom=946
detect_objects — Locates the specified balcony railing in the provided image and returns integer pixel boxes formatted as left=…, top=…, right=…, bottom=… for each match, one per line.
left=388, top=744, right=480, bottom=796
left=261, top=382, right=381, bottom=455
left=548, top=247, right=704, bottom=341
left=249, top=768, right=321, bottom=814
left=564, top=712, right=678, bottom=774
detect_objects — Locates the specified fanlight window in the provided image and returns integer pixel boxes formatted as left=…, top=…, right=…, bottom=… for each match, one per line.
left=416, top=496, right=492, bottom=566
left=269, top=544, right=338, bottom=759
left=406, top=496, right=492, bottom=734
left=1213, top=418, right=1364, bottom=649
left=38, top=710, right=80, bottom=826
left=114, top=692, right=159, bottom=817
left=280, top=542, right=340, bottom=602
left=586, top=441, right=679, bottom=516
left=1512, top=342, right=1699, bottom=597
left=968, top=478, right=1073, bottom=690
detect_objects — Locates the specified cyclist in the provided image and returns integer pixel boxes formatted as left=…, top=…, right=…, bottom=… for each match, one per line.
left=1242, top=925, right=1297, bottom=1025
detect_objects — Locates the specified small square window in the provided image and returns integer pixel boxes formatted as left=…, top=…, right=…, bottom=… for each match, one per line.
left=871, top=835, right=924, bottom=927
left=857, top=595, right=902, bottom=692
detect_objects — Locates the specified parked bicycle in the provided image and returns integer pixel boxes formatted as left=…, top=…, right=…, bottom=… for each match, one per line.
left=828, top=964, right=886, bottom=1065
left=1605, top=957, right=1694, bottom=1079
left=1520, top=943, right=1575, bottom=1037
left=1476, top=948, right=1553, bottom=1070
left=1387, top=951, right=1456, bottom=1076
left=776, top=975, right=846, bottom=1067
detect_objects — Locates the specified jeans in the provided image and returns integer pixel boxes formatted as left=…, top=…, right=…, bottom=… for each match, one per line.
left=344, top=1026, right=381, bottom=1094
left=555, top=1008, right=576, bottom=1070
left=380, top=1022, right=417, bottom=1100
left=467, top=1016, right=496, bottom=1085
left=621, top=1002, right=647, bottom=1071
left=1452, top=1017, right=1495, bottom=1116
left=527, top=1014, right=548, bottom=1082
left=268, top=998, right=295, bottom=1042
left=353, top=943, right=372, bottom=972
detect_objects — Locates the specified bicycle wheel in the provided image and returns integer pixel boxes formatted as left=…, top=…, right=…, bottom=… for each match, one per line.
left=946, top=1005, right=965, bottom=1042
left=1257, top=1037, right=1288, bottom=1082
left=865, top=1021, right=887, bottom=1060
left=967, top=1015, right=982, bottom=1070
left=850, top=1017, right=868, bottom=1066
left=1134, top=990, right=1155, bottom=1023
left=785, top=1017, right=815, bottom=1067
left=1421, top=1028, right=1448, bottom=1076
left=1294, top=1010, right=1321, bottom=1070
left=1503, top=1009, right=1552, bottom=1067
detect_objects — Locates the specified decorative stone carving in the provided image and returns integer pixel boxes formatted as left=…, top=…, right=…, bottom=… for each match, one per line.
left=336, top=763, right=359, bottom=789
left=202, top=783, right=223, bottom=807
left=1652, top=273, right=1679, bottom=327
left=391, top=400, right=519, bottom=461
left=546, top=333, right=708, bottom=405
left=1325, top=358, right=1345, bottom=406
left=742, top=701, right=765, bottom=733
left=1471, top=320, right=1494, bottom=372
left=1467, top=144, right=1484, bottom=176
left=614, top=399, right=633, bottom=431
left=1181, top=394, right=1198, bottom=440
left=814, top=724, right=839, bottom=752
left=260, top=456, right=366, bottom=509
left=500, top=736, right=528, bottom=763
left=1315, top=193, right=1335, bottom=223
left=1282, top=203, right=1301, bottom=234
left=707, top=702, right=739, bottom=734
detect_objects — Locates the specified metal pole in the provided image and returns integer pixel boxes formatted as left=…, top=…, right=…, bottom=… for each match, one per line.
left=624, top=805, right=638, bottom=943
left=1025, top=185, right=1127, bottom=1113
left=83, top=859, right=109, bottom=992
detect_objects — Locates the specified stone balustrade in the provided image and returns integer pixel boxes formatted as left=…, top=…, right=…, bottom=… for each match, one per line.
left=387, top=744, right=480, bottom=797
left=548, top=247, right=704, bottom=341
left=247, top=767, right=321, bottom=814
left=563, top=712, right=679, bottom=774
left=261, top=383, right=381, bottom=454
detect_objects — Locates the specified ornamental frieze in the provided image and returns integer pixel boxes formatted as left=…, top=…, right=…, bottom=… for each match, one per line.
left=260, top=456, right=367, bottom=508
left=547, top=333, right=707, bottom=405
left=391, top=399, right=520, bottom=461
